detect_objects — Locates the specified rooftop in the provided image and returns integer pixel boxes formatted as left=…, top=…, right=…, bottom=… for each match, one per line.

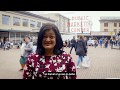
left=10, top=11, right=56, bottom=22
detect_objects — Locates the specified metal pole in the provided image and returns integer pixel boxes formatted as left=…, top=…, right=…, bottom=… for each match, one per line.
left=81, top=18, right=83, bottom=34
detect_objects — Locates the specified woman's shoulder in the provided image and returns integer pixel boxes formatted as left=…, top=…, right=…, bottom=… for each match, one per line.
left=60, top=51, right=72, bottom=58
left=28, top=53, right=41, bottom=60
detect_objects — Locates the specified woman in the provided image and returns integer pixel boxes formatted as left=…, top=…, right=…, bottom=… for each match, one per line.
left=23, top=23, right=76, bottom=79
left=19, top=39, right=26, bottom=71
left=75, top=35, right=87, bottom=69
left=19, top=36, right=33, bottom=71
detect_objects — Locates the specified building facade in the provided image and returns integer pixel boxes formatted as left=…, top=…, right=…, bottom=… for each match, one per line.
left=99, top=17, right=120, bottom=35
left=40, top=13, right=70, bottom=34
left=0, top=11, right=56, bottom=44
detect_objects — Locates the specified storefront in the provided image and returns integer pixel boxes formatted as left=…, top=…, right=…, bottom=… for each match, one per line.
left=0, top=29, right=38, bottom=44
left=90, top=31, right=115, bottom=40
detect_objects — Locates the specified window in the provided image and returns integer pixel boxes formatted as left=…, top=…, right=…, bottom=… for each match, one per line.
left=13, top=17, right=20, bottom=26
left=2, top=15, right=10, bottom=25
left=114, top=29, right=117, bottom=33
left=22, top=19, right=28, bottom=27
left=42, top=23, right=47, bottom=26
left=104, top=23, right=108, bottom=27
left=30, top=20, right=36, bottom=27
left=104, top=29, right=108, bottom=32
left=114, top=23, right=117, bottom=27
left=37, top=22, right=41, bottom=28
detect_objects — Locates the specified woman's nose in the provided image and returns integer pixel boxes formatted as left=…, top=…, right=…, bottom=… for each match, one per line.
left=46, top=37, right=51, bottom=41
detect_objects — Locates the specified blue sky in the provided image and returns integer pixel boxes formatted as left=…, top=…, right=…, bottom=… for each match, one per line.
left=29, top=11, right=120, bottom=31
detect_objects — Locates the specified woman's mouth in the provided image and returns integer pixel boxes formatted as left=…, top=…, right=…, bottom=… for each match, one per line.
left=44, top=43, right=52, bottom=46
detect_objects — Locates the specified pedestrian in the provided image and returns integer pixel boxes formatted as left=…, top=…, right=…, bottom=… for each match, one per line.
left=94, top=37, right=98, bottom=48
left=75, top=35, right=87, bottom=69
left=70, top=36, right=76, bottom=54
left=104, top=38, right=108, bottom=48
left=23, top=23, right=76, bottom=79
left=99, top=38, right=103, bottom=48
left=3, top=38, right=10, bottom=50
left=84, top=37, right=88, bottom=49
left=32, top=42, right=37, bottom=53
left=19, top=36, right=33, bottom=71
left=118, top=37, right=120, bottom=50
left=65, top=40, right=68, bottom=48
left=68, top=39, right=71, bottom=48
left=19, top=38, right=26, bottom=71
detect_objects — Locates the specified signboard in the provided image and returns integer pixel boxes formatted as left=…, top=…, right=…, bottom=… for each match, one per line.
left=100, top=17, right=120, bottom=20
left=68, top=16, right=92, bottom=33
left=91, top=31, right=115, bottom=36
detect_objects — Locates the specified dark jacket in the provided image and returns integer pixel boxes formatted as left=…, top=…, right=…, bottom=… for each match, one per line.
left=71, top=39, right=76, bottom=47
left=75, top=39, right=87, bottom=56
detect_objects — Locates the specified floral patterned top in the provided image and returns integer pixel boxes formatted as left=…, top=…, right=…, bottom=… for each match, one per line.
left=23, top=51, right=76, bottom=79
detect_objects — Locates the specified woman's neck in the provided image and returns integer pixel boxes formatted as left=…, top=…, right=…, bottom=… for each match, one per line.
left=44, top=49, right=54, bottom=56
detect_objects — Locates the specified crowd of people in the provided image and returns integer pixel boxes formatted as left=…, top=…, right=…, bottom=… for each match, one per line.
left=0, top=38, right=14, bottom=50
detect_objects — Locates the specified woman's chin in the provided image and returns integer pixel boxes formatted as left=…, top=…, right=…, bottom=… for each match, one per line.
left=44, top=46, right=53, bottom=50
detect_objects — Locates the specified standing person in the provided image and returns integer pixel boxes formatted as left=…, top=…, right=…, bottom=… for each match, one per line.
left=3, top=38, right=10, bottom=50
left=75, top=35, right=87, bottom=69
left=68, top=39, right=71, bottom=48
left=32, top=42, right=37, bottom=54
left=104, top=38, right=108, bottom=48
left=110, top=37, right=113, bottom=48
left=111, top=37, right=116, bottom=49
left=19, top=38, right=26, bottom=71
left=99, top=38, right=103, bottom=48
left=23, top=35, right=33, bottom=61
left=19, top=36, right=33, bottom=71
left=23, top=23, right=76, bottom=79
left=94, top=38, right=98, bottom=48
left=70, top=36, right=76, bottom=54
left=118, top=36, right=120, bottom=50
left=65, top=40, right=68, bottom=48
left=84, top=37, right=88, bottom=49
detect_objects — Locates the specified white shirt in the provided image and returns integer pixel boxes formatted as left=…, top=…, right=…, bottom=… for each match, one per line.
left=32, top=45, right=37, bottom=53
left=20, top=43, right=26, bottom=56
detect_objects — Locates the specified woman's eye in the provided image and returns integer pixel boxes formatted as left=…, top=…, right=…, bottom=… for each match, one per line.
left=50, top=36, right=54, bottom=39
left=43, top=36, right=55, bottom=39
left=43, top=36, right=47, bottom=38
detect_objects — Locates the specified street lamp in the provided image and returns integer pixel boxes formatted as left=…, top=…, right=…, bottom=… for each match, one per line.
left=81, top=19, right=83, bottom=34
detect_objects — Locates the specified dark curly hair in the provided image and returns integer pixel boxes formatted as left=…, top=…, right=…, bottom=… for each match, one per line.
left=36, top=23, right=63, bottom=55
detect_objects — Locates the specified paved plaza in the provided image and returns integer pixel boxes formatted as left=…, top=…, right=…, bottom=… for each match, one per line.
left=0, top=45, right=120, bottom=79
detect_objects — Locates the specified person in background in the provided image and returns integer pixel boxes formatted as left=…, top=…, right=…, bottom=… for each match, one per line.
left=65, top=40, right=68, bottom=48
left=23, top=23, right=76, bottom=79
left=32, top=42, right=37, bottom=54
left=19, top=36, right=33, bottom=71
left=84, top=37, right=88, bottom=49
left=75, top=35, right=87, bottom=69
left=99, top=38, right=103, bottom=48
left=19, top=38, right=26, bottom=71
left=23, top=35, right=33, bottom=60
left=118, top=36, right=120, bottom=50
left=68, top=39, right=71, bottom=48
left=104, top=38, right=108, bottom=48
left=70, top=36, right=76, bottom=54
left=94, top=37, right=98, bottom=48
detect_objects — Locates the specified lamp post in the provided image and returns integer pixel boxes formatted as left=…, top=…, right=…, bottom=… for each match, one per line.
left=81, top=18, right=83, bottom=34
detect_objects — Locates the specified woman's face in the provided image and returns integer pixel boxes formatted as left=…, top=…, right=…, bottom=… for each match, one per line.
left=42, top=29, right=56, bottom=51
left=24, top=37, right=30, bottom=43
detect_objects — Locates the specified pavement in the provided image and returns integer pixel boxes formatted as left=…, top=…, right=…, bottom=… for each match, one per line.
left=0, top=45, right=120, bottom=79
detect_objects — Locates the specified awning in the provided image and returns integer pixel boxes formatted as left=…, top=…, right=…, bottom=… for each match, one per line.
left=0, top=29, right=31, bottom=32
